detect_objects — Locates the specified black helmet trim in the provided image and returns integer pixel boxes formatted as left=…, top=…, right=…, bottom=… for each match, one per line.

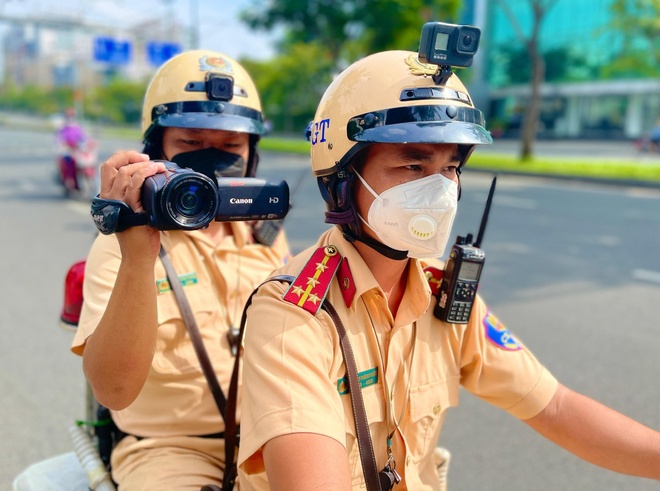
left=150, top=101, right=265, bottom=135
left=399, top=86, right=473, bottom=106
left=347, top=105, right=491, bottom=145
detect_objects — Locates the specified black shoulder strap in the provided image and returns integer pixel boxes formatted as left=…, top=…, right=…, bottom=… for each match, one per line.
left=158, top=246, right=228, bottom=421
left=223, top=275, right=382, bottom=491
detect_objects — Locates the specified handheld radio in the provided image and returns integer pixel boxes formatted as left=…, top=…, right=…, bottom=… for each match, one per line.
left=434, top=176, right=497, bottom=324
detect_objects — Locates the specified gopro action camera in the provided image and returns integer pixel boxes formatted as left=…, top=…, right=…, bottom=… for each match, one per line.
left=418, top=21, right=481, bottom=68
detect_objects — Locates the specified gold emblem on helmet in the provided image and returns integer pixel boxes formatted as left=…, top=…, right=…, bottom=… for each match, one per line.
left=199, top=55, right=233, bottom=74
left=405, top=54, right=437, bottom=76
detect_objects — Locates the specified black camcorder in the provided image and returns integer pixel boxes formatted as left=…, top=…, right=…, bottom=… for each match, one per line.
left=418, top=21, right=481, bottom=68
left=142, top=162, right=290, bottom=231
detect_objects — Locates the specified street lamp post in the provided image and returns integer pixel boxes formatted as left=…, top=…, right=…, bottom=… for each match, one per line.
left=189, top=0, right=199, bottom=49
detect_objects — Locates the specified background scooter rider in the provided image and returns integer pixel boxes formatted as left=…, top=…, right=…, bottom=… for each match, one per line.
left=236, top=49, right=660, bottom=490
left=56, top=107, right=91, bottom=194
left=71, top=49, right=291, bottom=490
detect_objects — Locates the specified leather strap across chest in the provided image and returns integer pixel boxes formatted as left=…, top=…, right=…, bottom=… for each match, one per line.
left=158, top=246, right=228, bottom=420
left=224, top=271, right=383, bottom=491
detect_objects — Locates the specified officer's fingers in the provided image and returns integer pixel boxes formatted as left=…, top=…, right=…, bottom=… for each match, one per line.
left=122, top=161, right=167, bottom=212
left=104, top=151, right=150, bottom=170
left=99, top=151, right=150, bottom=196
left=102, top=160, right=166, bottom=202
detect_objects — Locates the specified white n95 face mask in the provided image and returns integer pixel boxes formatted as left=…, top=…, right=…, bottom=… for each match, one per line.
left=355, top=171, right=458, bottom=259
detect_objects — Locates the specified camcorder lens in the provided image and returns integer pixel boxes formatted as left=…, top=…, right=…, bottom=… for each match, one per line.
left=176, top=186, right=203, bottom=216
left=163, top=174, right=218, bottom=229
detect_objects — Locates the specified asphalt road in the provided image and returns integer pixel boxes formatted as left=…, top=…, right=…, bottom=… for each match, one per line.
left=1, top=126, right=659, bottom=490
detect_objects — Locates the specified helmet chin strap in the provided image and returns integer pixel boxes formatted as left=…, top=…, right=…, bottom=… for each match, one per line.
left=325, top=208, right=409, bottom=260
left=354, top=234, right=409, bottom=261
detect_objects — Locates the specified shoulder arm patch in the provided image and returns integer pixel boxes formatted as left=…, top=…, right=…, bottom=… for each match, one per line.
left=283, top=245, right=343, bottom=315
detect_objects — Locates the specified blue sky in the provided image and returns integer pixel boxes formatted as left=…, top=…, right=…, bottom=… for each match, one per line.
left=0, top=0, right=279, bottom=61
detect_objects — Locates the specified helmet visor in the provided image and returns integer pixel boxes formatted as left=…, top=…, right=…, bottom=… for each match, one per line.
left=347, top=105, right=492, bottom=145
left=151, top=101, right=266, bottom=135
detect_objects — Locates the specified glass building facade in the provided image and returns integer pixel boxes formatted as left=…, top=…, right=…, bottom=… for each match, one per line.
left=470, top=0, right=660, bottom=139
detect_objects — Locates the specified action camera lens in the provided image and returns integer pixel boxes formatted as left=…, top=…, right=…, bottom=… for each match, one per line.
left=206, top=75, right=234, bottom=101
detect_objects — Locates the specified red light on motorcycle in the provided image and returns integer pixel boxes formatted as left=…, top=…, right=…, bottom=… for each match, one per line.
left=60, top=260, right=86, bottom=329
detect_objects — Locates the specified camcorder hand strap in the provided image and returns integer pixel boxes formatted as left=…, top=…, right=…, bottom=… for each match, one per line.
left=225, top=275, right=382, bottom=491
left=158, top=246, right=228, bottom=421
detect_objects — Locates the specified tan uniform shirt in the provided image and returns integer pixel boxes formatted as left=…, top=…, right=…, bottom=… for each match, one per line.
left=238, top=226, right=558, bottom=490
left=72, top=222, right=290, bottom=437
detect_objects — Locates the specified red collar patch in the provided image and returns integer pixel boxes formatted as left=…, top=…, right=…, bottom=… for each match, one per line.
left=283, top=245, right=343, bottom=315
left=338, top=257, right=355, bottom=308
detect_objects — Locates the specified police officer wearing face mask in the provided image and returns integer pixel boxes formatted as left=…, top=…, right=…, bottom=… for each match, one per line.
left=71, top=50, right=291, bottom=490
left=236, top=50, right=660, bottom=490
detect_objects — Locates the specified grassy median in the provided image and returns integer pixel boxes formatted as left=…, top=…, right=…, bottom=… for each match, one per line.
left=54, top=122, right=660, bottom=186
left=258, top=135, right=660, bottom=185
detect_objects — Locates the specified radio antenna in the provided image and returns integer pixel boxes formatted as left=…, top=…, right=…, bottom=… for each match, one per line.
left=473, top=176, right=497, bottom=248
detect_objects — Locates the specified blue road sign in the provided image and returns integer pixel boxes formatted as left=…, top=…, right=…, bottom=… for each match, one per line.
left=94, top=37, right=132, bottom=65
left=147, top=41, right=182, bottom=67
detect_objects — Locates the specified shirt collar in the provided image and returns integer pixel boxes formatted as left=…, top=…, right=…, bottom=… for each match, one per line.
left=324, top=227, right=432, bottom=320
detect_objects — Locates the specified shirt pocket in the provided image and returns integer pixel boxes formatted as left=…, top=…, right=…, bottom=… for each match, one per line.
left=406, top=377, right=459, bottom=464
left=342, top=383, right=386, bottom=487
left=152, top=284, right=222, bottom=375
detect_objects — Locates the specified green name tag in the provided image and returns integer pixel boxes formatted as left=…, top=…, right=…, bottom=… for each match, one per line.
left=337, top=367, right=378, bottom=395
left=156, top=272, right=198, bottom=294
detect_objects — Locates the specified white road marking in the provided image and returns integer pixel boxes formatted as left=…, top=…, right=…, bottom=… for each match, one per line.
left=631, top=269, right=660, bottom=284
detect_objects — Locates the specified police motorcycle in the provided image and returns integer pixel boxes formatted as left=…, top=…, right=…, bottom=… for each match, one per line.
left=15, top=20, right=492, bottom=489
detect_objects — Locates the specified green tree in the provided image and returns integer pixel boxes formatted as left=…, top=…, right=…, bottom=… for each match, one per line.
left=242, top=0, right=461, bottom=64
left=86, top=79, right=147, bottom=124
left=603, top=0, right=660, bottom=78
left=242, top=42, right=335, bottom=134
left=240, top=0, right=462, bottom=133
left=500, top=46, right=589, bottom=85
left=493, top=0, right=558, bottom=161
left=0, top=78, right=146, bottom=125
left=0, top=82, right=71, bottom=115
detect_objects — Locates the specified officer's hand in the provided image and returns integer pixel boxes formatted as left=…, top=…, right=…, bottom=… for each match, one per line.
left=99, top=151, right=166, bottom=261
left=99, top=151, right=166, bottom=213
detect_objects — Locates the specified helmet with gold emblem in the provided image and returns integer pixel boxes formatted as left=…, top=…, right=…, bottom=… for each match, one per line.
left=141, top=50, right=266, bottom=176
left=310, top=50, right=491, bottom=176
left=308, top=49, right=492, bottom=244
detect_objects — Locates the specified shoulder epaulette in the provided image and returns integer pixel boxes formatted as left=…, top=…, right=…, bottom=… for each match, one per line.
left=283, top=245, right=343, bottom=315
left=423, top=266, right=444, bottom=297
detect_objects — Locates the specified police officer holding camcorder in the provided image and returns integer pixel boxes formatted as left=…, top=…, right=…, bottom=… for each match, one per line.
left=72, top=50, right=291, bottom=490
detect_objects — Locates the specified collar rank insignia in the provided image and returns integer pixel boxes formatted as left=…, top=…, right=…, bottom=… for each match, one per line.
left=338, top=257, right=355, bottom=308
left=283, top=245, right=343, bottom=315
left=423, top=266, right=444, bottom=297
